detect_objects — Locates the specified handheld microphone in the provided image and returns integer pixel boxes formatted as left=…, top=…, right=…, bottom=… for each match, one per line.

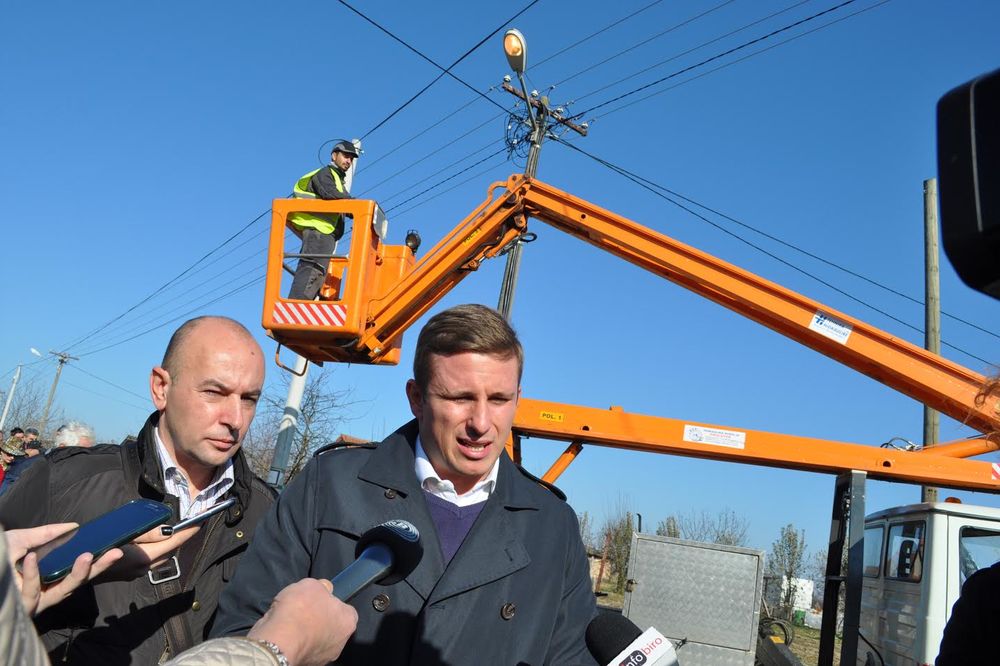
left=330, top=519, right=422, bottom=602
left=586, top=614, right=679, bottom=666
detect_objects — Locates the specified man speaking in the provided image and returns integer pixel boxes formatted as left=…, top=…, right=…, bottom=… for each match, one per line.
left=213, top=304, right=598, bottom=664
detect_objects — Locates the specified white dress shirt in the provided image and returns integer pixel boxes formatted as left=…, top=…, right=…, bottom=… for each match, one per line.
left=154, top=427, right=234, bottom=519
left=414, top=436, right=499, bottom=507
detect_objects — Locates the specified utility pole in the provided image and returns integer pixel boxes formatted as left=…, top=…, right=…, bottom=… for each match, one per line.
left=40, top=351, right=78, bottom=439
left=0, top=365, right=22, bottom=434
left=268, top=139, right=361, bottom=489
left=922, top=178, right=940, bottom=504
left=496, top=30, right=588, bottom=321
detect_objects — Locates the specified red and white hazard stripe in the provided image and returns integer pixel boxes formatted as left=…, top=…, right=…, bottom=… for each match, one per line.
left=992, top=463, right=1000, bottom=481
left=273, top=301, right=347, bottom=327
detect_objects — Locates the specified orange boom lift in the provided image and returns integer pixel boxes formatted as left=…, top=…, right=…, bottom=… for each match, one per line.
left=262, top=174, right=998, bottom=665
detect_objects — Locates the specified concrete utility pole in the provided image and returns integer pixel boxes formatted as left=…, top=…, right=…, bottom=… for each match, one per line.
left=40, top=351, right=78, bottom=439
left=922, top=178, right=940, bottom=504
left=268, top=139, right=361, bottom=489
left=0, top=365, right=22, bottom=434
left=496, top=30, right=588, bottom=321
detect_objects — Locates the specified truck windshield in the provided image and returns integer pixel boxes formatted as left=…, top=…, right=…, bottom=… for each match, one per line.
left=959, top=527, right=1000, bottom=585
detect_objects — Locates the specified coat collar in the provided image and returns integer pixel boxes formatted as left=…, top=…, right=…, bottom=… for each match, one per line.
left=356, top=420, right=540, bottom=603
left=130, top=411, right=255, bottom=520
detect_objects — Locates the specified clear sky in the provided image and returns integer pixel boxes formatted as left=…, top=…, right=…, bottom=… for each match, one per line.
left=2, top=0, right=999, bottom=554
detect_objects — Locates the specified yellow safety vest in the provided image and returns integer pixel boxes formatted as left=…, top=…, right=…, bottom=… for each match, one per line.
left=289, top=167, right=344, bottom=236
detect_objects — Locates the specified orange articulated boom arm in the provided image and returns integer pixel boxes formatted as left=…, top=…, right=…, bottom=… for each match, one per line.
left=266, top=174, right=995, bottom=454
left=354, top=179, right=527, bottom=359
left=514, top=398, right=1000, bottom=491
left=507, top=177, right=998, bottom=437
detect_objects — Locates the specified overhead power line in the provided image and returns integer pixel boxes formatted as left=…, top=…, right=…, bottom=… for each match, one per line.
left=47, top=0, right=890, bottom=363
left=339, top=0, right=540, bottom=139
left=60, top=208, right=271, bottom=353
left=567, top=0, right=813, bottom=105
left=59, top=377, right=149, bottom=413
left=573, top=0, right=861, bottom=119
left=68, top=364, right=150, bottom=403
left=553, top=137, right=994, bottom=367
left=552, top=0, right=738, bottom=90
left=356, top=0, right=675, bottom=178
left=591, top=0, right=892, bottom=121
left=73, top=265, right=263, bottom=357
left=376, top=139, right=505, bottom=205
left=384, top=148, right=509, bottom=214
left=360, top=120, right=508, bottom=198
left=531, top=0, right=668, bottom=71
left=358, top=94, right=490, bottom=173
left=73, top=238, right=271, bottom=347
left=77, top=274, right=265, bottom=358
left=392, top=156, right=512, bottom=220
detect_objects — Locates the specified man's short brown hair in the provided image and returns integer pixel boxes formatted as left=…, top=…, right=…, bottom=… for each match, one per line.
left=413, top=304, right=523, bottom=390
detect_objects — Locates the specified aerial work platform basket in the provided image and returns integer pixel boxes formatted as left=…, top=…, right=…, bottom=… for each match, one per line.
left=262, top=197, right=415, bottom=366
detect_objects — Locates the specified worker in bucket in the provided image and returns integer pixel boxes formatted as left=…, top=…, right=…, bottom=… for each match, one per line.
left=287, top=139, right=358, bottom=300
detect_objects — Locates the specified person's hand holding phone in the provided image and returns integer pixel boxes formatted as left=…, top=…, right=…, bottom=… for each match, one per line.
left=8, top=524, right=124, bottom=616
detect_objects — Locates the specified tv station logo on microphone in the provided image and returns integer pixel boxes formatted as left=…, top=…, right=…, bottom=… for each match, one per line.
left=613, top=628, right=678, bottom=666
left=618, top=636, right=662, bottom=666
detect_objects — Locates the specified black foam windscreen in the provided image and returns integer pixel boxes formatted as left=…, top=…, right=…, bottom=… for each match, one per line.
left=938, top=67, right=1000, bottom=298
left=585, top=613, right=644, bottom=665
left=355, top=519, right=422, bottom=585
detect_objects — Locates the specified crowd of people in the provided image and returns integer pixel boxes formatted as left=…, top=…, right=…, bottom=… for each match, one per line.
left=0, top=423, right=94, bottom=495
left=0, top=303, right=598, bottom=665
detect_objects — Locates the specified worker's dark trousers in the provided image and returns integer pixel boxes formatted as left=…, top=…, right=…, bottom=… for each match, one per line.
left=288, top=227, right=337, bottom=300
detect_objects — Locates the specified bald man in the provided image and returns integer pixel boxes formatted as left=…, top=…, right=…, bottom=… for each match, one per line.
left=0, top=316, right=276, bottom=664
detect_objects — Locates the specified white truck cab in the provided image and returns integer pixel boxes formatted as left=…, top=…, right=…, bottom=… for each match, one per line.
left=858, top=502, right=1000, bottom=666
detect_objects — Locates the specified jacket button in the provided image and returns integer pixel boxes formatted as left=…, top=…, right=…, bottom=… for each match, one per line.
left=372, top=593, right=390, bottom=612
left=384, top=488, right=397, bottom=499
left=191, top=601, right=201, bottom=612
left=235, top=530, right=244, bottom=539
left=500, top=602, right=516, bottom=620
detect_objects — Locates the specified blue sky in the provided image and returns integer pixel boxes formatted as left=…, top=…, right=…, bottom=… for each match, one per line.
left=2, top=0, right=999, bottom=553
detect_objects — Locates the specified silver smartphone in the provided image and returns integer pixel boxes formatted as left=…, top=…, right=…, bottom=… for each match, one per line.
left=159, top=498, right=236, bottom=536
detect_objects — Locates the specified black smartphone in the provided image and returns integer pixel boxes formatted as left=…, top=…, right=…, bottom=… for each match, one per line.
left=35, top=499, right=173, bottom=584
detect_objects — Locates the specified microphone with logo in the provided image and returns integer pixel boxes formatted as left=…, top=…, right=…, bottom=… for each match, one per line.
left=586, top=614, right=680, bottom=666
left=330, top=519, right=423, bottom=602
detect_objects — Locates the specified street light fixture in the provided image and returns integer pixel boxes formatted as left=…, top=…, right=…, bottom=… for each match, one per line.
left=503, top=29, right=527, bottom=74
left=497, top=28, right=543, bottom=323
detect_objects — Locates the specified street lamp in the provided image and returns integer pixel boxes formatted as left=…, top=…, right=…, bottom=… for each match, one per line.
left=497, top=28, right=544, bottom=322
left=2, top=348, right=44, bottom=433
left=503, top=29, right=527, bottom=74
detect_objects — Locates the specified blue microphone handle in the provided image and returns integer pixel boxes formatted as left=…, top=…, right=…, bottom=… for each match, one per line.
left=330, top=543, right=395, bottom=602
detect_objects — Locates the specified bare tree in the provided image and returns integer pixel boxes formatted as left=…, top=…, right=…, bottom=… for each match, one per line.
left=656, top=508, right=750, bottom=546
left=600, top=496, right=635, bottom=593
left=242, top=367, right=355, bottom=483
left=655, top=516, right=681, bottom=538
left=578, top=511, right=595, bottom=551
left=768, top=524, right=808, bottom=619
left=0, top=374, right=48, bottom=434
left=808, top=548, right=848, bottom=614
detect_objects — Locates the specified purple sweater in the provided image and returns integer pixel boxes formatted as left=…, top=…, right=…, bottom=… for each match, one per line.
left=422, top=490, right=487, bottom=564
